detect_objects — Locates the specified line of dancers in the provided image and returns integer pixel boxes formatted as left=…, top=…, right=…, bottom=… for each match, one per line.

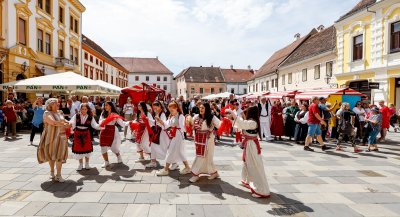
left=37, top=99, right=270, bottom=198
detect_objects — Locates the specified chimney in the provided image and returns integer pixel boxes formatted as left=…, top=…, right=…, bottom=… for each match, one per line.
left=248, top=65, right=251, bottom=70
left=317, top=25, right=325, bottom=32
left=211, top=65, right=213, bottom=68
left=294, top=33, right=301, bottom=40
left=230, top=65, right=233, bottom=69
left=156, top=56, right=158, bottom=59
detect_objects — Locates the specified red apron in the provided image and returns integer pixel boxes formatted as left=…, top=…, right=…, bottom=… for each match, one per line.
left=195, top=130, right=210, bottom=157
left=72, top=128, right=93, bottom=154
left=100, top=125, right=115, bottom=147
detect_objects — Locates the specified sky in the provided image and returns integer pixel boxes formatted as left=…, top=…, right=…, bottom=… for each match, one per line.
left=80, top=0, right=359, bottom=74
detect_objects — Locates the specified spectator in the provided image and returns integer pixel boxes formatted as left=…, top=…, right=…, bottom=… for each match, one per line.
left=352, top=101, right=366, bottom=140
left=378, top=100, right=390, bottom=142
left=271, top=100, right=284, bottom=141
left=69, top=95, right=81, bottom=119
left=319, top=97, right=337, bottom=142
left=30, top=97, right=45, bottom=146
left=0, top=104, right=4, bottom=133
left=294, top=103, right=308, bottom=144
left=304, top=96, right=331, bottom=152
left=122, top=97, right=134, bottom=139
left=60, top=99, right=71, bottom=120
left=389, top=103, right=399, bottom=132
left=336, top=103, right=362, bottom=153
left=285, top=101, right=299, bottom=141
left=366, top=107, right=382, bottom=152
left=3, top=100, right=17, bottom=140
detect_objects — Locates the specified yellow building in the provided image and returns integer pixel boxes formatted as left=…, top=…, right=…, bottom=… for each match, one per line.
left=335, top=0, right=400, bottom=109
left=1, top=0, right=85, bottom=101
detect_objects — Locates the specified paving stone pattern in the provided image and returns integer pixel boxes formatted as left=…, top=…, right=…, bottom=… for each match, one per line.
left=0, top=130, right=399, bottom=216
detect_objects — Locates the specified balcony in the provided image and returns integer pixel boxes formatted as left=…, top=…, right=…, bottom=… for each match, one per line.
left=55, top=57, right=75, bottom=70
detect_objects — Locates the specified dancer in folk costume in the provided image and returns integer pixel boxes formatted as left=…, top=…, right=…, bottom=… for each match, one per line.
left=189, top=102, right=221, bottom=183
left=99, top=101, right=126, bottom=167
left=135, top=101, right=154, bottom=162
left=258, top=97, right=272, bottom=141
left=155, top=100, right=191, bottom=176
left=145, top=101, right=169, bottom=168
left=69, top=103, right=100, bottom=171
left=227, top=106, right=271, bottom=198
left=37, top=98, right=69, bottom=182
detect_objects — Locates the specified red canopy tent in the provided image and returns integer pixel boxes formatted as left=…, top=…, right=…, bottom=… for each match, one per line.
left=294, top=88, right=365, bottom=100
left=119, top=83, right=166, bottom=108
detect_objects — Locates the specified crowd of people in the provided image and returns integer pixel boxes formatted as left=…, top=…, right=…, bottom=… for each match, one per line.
left=1, top=92, right=399, bottom=199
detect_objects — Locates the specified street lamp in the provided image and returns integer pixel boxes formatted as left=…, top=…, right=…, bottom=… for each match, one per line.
left=20, top=61, right=28, bottom=72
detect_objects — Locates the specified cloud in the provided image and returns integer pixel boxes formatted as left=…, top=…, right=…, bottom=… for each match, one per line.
left=80, top=0, right=360, bottom=74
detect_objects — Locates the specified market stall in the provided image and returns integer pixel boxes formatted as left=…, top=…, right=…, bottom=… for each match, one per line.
left=295, top=88, right=366, bottom=108
left=265, top=90, right=300, bottom=101
left=119, top=83, right=166, bottom=108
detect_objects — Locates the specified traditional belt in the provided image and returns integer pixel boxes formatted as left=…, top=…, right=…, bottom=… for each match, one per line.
left=260, top=115, right=268, bottom=117
left=241, top=134, right=261, bottom=162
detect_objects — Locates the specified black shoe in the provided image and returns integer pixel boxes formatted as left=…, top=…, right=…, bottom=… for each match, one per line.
left=321, top=145, right=332, bottom=151
left=304, top=146, right=314, bottom=152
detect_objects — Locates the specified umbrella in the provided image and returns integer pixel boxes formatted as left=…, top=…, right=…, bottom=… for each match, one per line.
left=0, top=72, right=120, bottom=95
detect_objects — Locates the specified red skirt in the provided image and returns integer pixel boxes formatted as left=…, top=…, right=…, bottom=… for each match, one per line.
left=100, top=125, right=115, bottom=147
left=195, top=130, right=209, bottom=157
left=72, top=128, right=93, bottom=154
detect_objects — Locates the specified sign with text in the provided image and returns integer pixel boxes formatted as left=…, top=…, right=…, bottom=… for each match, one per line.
left=368, top=82, right=379, bottom=89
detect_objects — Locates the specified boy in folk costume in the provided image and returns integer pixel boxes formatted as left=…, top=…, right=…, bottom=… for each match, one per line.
left=145, top=101, right=169, bottom=168
left=189, top=102, right=221, bottom=183
left=227, top=106, right=271, bottom=198
left=134, top=101, right=154, bottom=162
left=69, top=103, right=100, bottom=170
left=155, top=100, right=191, bottom=176
left=99, top=101, right=127, bottom=167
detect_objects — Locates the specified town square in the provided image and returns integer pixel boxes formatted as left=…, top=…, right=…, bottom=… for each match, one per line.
left=1, top=0, right=400, bottom=216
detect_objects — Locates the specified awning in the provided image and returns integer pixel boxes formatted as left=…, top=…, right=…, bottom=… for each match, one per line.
left=265, top=90, right=300, bottom=99
left=295, top=88, right=365, bottom=100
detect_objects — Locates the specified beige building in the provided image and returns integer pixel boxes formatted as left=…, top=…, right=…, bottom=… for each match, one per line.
left=279, top=25, right=337, bottom=91
left=175, top=66, right=226, bottom=99
left=1, top=0, right=85, bottom=101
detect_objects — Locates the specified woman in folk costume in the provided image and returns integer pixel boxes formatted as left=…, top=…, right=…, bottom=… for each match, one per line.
left=293, top=103, right=309, bottom=144
left=145, top=101, right=169, bottom=168
left=134, top=101, right=154, bottom=162
left=189, top=102, right=221, bottom=183
left=37, top=98, right=69, bottom=182
left=227, top=106, right=271, bottom=198
left=69, top=103, right=100, bottom=171
left=271, top=100, right=284, bottom=140
left=99, top=101, right=126, bottom=167
left=155, top=100, right=191, bottom=176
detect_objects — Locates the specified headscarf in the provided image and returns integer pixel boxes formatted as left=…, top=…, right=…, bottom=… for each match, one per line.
left=45, top=98, right=58, bottom=111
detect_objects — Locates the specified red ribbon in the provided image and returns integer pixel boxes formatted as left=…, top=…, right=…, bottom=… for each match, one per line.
left=217, top=117, right=232, bottom=136
left=141, top=114, right=154, bottom=141
left=242, top=134, right=261, bottom=162
left=100, top=113, right=125, bottom=127
left=185, top=116, right=193, bottom=138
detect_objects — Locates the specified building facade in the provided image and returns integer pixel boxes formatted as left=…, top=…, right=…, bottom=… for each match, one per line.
left=247, top=31, right=312, bottom=94
left=221, top=66, right=254, bottom=95
left=82, top=35, right=128, bottom=87
left=115, top=57, right=174, bottom=95
left=335, top=0, right=400, bottom=108
left=1, top=0, right=85, bottom=100
left=279, top=26, right=337, bottom=91
left=175, top=66, right=226, bottom=100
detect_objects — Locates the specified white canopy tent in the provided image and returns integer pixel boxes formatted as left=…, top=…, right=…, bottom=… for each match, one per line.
left=0, top=72, right=121, bottom=95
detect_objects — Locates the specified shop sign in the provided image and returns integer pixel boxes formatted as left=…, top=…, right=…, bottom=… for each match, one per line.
left=368, top=82, right=379, bottom=89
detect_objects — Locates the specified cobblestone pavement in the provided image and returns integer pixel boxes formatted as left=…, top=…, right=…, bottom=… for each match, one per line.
left=0, top=130, right=399, bottom=217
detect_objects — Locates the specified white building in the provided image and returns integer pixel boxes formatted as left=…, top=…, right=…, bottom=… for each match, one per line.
left=81, top=34, right=128, bottom=87
left=279, top=26, right=337, bottom=91
left=221, top=66, right=254, bottom=95
left=114, top=57, right=174, bottom=95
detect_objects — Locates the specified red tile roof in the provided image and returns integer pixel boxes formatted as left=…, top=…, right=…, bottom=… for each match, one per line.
left=175, top=67, right=224, bottom=83
left=336, top=0, right=376, bottom=22
left=82, top=34, right=128, bottom=72
left=221, top=68, right=254, bottom=83
left=114, top=57, right=173, bottom=75
left=281, top=26, right=336, bottom=67
left=253, top=30, right=315, bottom=79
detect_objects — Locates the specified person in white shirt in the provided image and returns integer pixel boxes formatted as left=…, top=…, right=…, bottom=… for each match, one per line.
left=122, top=97, right=134, bottom=139
left=258, top=97, right=272, bottom=141
left=352, top=101, right=366, bottom=140
left=69, top=95, right=81, bottom=119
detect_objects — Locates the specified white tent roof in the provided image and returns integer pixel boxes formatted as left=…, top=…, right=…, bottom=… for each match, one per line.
left=1, top=71, right=120, bottom=95
left=95, top=80, right=122, bottom=95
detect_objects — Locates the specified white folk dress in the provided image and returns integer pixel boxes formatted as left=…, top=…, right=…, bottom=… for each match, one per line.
left=136, top=112, right=154, bottom=154
left=149, top=112, right=169, bottom=160
left=234, top=117, right=271, bottom=197
left=164, top=114, right=186, bottom=164
left=191, top=115, right=221, bottom=176
left=99, top=115, right=126, bottom=154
